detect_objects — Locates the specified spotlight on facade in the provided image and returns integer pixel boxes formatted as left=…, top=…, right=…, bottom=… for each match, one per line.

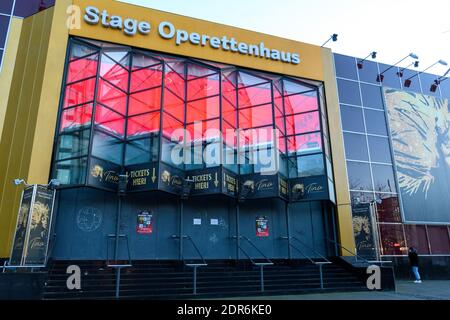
left=321, top=33, right=338, bottom=47
left=13, top=179, right=29, bottom=187
left=377, top=52, right=419, bottom=82
left=118, top=174, right=128, bottom=196
left=397, top=61, right=420, bottom=77
left=291, top=184, right=305, bottom=201
left=430, top=67, right=450, bottom=92
left=180, top=178, right=194, bottom=200
left=238, top=180, right=254, bottom=203
left=357, top=51, right=377, bottom=69
left=404, top=59, right=448, bottom=88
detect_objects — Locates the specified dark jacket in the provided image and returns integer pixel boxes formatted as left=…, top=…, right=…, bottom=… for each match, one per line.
left=408, top=250, right=419, bottom=267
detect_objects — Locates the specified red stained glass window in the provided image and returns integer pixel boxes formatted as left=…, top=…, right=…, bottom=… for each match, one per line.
left=130, top=64, right=163, bottom=93
left=128, top=87, right=161, bottom=116
left=223, top=120, right=237, bottom=147
left=275, top=106, right=285, bottom=134
left=162, top=112, right=183, bottom=139
left=284, top=92, right=318, bottom=115
left=285, top=111, right=320, bottom=136
left=95, top=105, right=125, bottom=137
left=67, top=54, right=98, bottom=84
left=287, top=133, right=322, bottom=155
left=165, top=67, right=185, bottom=100
left=60, top=104, right=92, bottom=132
left=186, top=96, right=220, bottom=123
left=63, top=78, right=96, bottom=108
left=97, top=79, right=127, bottom=115
left=237, top=83, right=271, bottom=108
left=163, top=89, right=185, bottom=121
left=278, top=134, right=287, bottom=153
left=100, top=54, right=129, bottom=92
left=127, top=112, right=160, bottom=138
left=239, top=104, right=273, bottom=129
left=186, top=119, right=220, bottom=143
left=187, top=73, right=220, bottom=101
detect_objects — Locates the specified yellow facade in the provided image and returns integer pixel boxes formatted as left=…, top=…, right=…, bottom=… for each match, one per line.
left=0, top=0, right=354, bottom=258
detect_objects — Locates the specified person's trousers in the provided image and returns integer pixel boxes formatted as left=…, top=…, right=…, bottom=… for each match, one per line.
left=412, top=266, right=421, bottom=281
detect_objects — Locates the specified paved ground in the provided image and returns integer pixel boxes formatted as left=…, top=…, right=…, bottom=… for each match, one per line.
left=223, top=281, right=450, bottom=300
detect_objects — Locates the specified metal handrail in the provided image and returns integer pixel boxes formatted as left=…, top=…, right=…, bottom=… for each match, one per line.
left=106, top=234, right=132, bottom=266
left=292, top=234, right=331, bottom=263
left=280, top=236, right=317, bottom=264
left=325, top=237, right=392, bottom=265
left=238, top=236, right=273, bottom=265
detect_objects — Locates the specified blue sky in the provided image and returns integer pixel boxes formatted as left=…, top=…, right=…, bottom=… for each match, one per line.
left=118, top=0, right=450, bottom=75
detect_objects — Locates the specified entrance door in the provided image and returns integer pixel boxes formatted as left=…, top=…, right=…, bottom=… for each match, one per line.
left=182, top=196, right=234, bottom=260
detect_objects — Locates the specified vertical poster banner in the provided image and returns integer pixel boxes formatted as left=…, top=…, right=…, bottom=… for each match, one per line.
left=137, top=211, right=153, bottom=234
left=9, top=186, right=35, bottom=266
left=256, top=216, right=269, bottom=237
left=352, top=203, right=376, bottom=260
left=23, top=186, right=56, bottom=265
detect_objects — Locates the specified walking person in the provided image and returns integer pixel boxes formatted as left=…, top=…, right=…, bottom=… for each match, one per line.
left=408, top=247, right=422, bottom=283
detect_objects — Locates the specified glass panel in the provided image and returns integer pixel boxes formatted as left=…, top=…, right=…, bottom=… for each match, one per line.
left=125, top=136, right=159, bottom=165
left=358, top=60, right=379, bottom=85
left=285, top=111, right=320, bottom=135
left=283, top=79, right=312, bottom=95
left=296, top=153, right=324, bottom=177
left=237, top=71, right=267, bottom=88
left=222, top=97, right=237, bottom=127
left=63, top=78, right=96, bottom=108
left=420, top=72, right=440, bottom=96
left=97, top=79, right=127, bottom=115
left=129, top=64, right=163, bottom=92
left=350, top=191, right=374, bottom=206
left=364, top=109, right=387, bottom=136
left=223, top=144, right=238, bottom=173
left=275, top=107, right=285, bottom=134
left=95, top=105, right=125, bottom=137
left=239, top=104, right=273, bottom=129
left=70, top=42, right=98, bottom=61
left=128, top=87, right=161, bottom=116
left=161, top=136, right=183, bottom=168
left=401, top=69, right=421, bottom=92
left=104, top=51, right=129, bottom=67
left=187, top=73, right=220, bottom=100
left=239, top=126, right=274, bottom=148
left=223, top=120, right=237, bottom=147
left=132, top=52, right=160, bottom=69
left=56, top=129, right=90, bottom=160
left=186, top=96, right=220, bottom=123
left=368, top=136, right=392, bottom=163
left=100, top=54, right=129, bottom=92
left=186, top=119, right=220, bottom=143
left=372, top=164, right=397, bottom=193
left=347, top=161, right=373, bottom=191
left=334, top=54, right=357, bottom=80
left=361, top=83, right=383, bottom=109
left=404, top=225, right=430, bottom=255
left=337, top=79, right=361, bottom=106
left=187, top=63, right=217, bottom=79
left=127, top=112, right=160, bottom=138
left=162, top=112, right=183, bottom=140
left=0, top=0, right=14, bottom=14
left=92, top=131, right=123, bottom=165
left=165, top=65, right=185, bottom=99
left=375, top=193, right=401, bottom=223
left=67, top=53, right=98, bottom=84
left=287, top=133, right=322, bottom=156
left=378, top=63, right=402, bottom=89
left=379, top=224, right=407, bottom=255
left=60, top=104, right=92, bottom=132
left=427, top=226, right=450, bottom=254
left=53, top=157, right=87, bottom=185
left=284, top=91, right=318, bottom=115
left=340, top=105, right=365, bottom=132
left=237, top=82, right=272, bottom=108
left=344, top=133, right=369, bottom=161
left=163, top=89, right=185, bottom=121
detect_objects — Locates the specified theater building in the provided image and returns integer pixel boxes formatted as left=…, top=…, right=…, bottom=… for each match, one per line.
left=0, top=0, right=449, bottom=298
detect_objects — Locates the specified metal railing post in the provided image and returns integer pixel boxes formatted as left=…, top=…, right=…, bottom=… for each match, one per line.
left=193, top=265, right=198, bottom=295
left=260, top=265, right=264, bottom=292
left=319, top=264, right=324, bottom=289
left=115, top=267, right=121, bottom=299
